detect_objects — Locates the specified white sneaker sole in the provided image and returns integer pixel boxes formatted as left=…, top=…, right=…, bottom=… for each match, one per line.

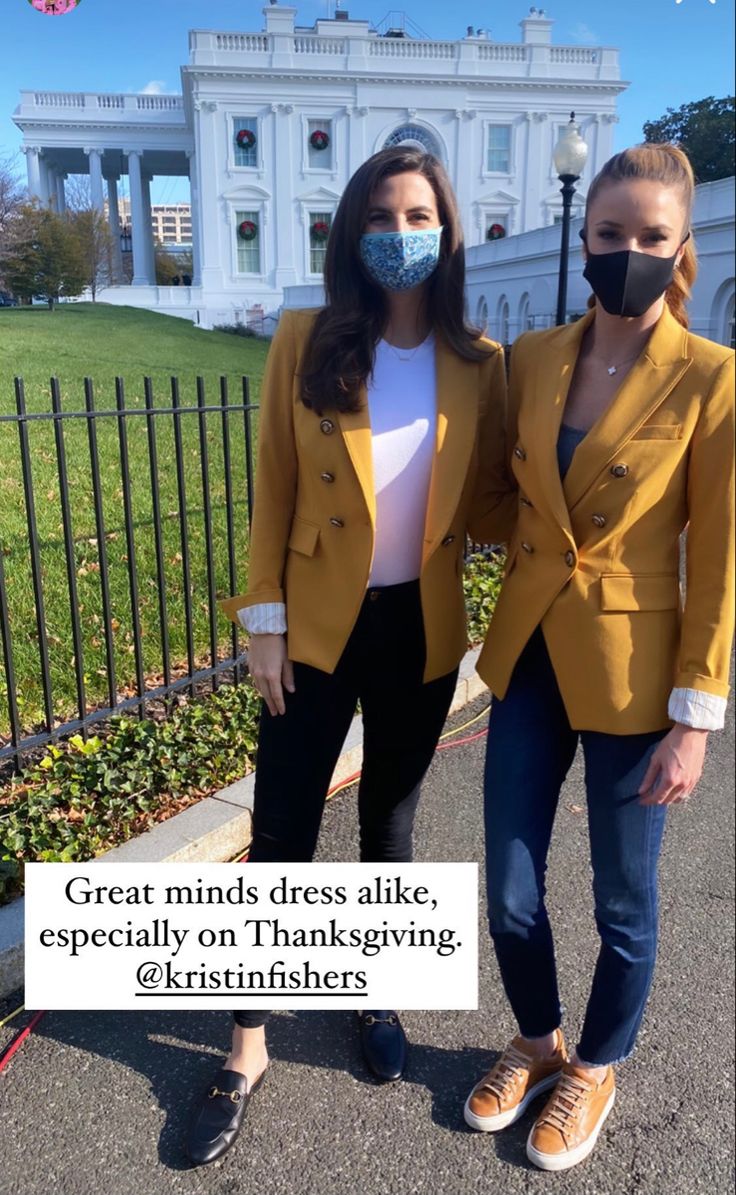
left=463, top=1071, right=562, bottom=1133
left=525, top=1088, right=616, bottom=1171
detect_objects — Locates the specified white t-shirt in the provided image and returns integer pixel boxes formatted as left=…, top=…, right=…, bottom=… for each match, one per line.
left=367, top=332, right=436, bottom=586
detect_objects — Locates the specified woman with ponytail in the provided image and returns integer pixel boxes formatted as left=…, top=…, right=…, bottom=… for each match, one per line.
left=463, top=144, right=734, bottom=1171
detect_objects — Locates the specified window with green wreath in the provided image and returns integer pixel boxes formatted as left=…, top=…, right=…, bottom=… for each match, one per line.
left=236, top=210, right=261, bottom=274
left=234, top=118, right=258, bottom=168
left=309, top=211, right=332, bottom=274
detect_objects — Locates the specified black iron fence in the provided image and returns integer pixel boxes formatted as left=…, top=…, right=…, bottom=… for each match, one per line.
left=1, top=350, right=512, bottom=778
left=0, top=376, right=258, bottom=777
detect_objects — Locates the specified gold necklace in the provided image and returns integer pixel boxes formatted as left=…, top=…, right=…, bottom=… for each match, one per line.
left=589, top=349, right=643, bottom=376
left=383, top=332, right=432, bottom=363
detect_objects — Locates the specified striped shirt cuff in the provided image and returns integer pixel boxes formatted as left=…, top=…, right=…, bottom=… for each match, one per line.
left=668, top=687, right=726, bottom=731
left=237, top=602, right=287, bottom=635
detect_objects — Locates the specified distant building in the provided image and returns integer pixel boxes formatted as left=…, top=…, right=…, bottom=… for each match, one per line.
left=113, top=198, right=192, bottom=246
left=15, top=5, right=626, bottom=328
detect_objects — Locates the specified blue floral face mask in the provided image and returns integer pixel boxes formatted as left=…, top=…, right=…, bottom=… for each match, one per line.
left=359, top=227, right=444, bottom=291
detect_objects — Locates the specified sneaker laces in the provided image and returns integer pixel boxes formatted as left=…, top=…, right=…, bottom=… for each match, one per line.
left=538, top=1073, right=591, bottom=1133
left=477, top=1044, right=533, bottom=1100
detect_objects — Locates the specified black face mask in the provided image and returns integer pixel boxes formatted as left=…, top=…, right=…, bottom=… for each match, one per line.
left=581, top=234, right=688, bottom=318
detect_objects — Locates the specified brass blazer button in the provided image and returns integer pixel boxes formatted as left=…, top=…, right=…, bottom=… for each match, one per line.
left=320, top=419, right=335, bottom=435
left=521, top=541, right=534, bottom=554
left=329, top=517, right=345, bottom=528
left=592, top=514, right=607, bottom=527
left=520, top=496, right=533, bottom=508
left=513, top=446, right=527, bottom=461
left=320, top=471, right=335, bottom=483
left=564, top=549, right=576, bottom=568
left=442, top=534, right=456, bottom=546
left=611, top=463, right=629, bottom=478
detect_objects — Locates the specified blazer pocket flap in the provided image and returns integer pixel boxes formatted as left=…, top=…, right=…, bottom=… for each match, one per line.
left=600, top=573, right=680, bottom=612
left=287, top=517, right=320, bottom=557
left=631, top=424, right=683, bottom=440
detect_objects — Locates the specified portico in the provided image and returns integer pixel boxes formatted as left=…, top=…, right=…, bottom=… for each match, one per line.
left=15, top=93, right=197, bottom=289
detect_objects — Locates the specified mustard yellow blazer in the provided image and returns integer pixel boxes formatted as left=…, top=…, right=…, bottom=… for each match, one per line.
left=476, top=302, right=735, bottom=734
left=218, top=308, right=512, bottom=682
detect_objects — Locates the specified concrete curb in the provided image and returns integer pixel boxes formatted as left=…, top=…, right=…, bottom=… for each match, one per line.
left=0, top=647, right=487, bottom=1001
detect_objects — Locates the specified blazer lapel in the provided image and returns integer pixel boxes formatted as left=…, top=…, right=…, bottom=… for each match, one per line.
left=563, top=303, right=693, bottom=510
left=422, top=333, right=479, bottom=562
left=337, top=386, right=376, bottom=526
left=527, top=309, right=594, bottom=539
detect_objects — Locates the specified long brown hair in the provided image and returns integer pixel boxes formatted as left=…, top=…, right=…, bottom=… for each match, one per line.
left=300, top=147, right=490, bottom=413
left=583, top=142, right=697, bottom=328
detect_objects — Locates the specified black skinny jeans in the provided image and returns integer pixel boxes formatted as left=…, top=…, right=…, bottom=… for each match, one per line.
left=233, top=579, right=459, bottom=1029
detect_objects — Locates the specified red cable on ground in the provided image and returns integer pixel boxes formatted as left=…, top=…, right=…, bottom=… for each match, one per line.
left=436, top=729, right=488, bottom=751
left=0, top=1010, right=47, bottom=1076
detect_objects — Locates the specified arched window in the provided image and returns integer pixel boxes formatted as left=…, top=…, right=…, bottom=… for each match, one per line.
left=476, top=295, right=489, bottom=331
left=383, top=124, right=442, bottom=159
left=724, top=291, right=735, bottom=349
left=497, top=296, right=510, bottom=344
left=519, top=293, right=532, bottom=332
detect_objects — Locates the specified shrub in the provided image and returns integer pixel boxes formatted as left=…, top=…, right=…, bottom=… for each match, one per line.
left=213, top=323, right=258, bottom=337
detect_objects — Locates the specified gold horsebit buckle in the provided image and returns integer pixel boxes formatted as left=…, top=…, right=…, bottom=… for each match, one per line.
left=363, top=1015, right=397, bottom=1026
left=208, top=1085, right=243, bottom=1103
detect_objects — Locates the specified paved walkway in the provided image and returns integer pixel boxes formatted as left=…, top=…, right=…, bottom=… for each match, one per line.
left=0, top=692, right=733, bottom=1195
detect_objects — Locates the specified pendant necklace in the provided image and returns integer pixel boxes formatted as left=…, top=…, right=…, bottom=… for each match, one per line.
left=384, top=332, right=432, bottom=363
left=594, top=350, right=642, bottom=376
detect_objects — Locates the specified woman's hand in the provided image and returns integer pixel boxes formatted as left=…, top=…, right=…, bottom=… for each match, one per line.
left=638, top=724, right=708, bottom=805
left=247, top=634, right=296, bottom=716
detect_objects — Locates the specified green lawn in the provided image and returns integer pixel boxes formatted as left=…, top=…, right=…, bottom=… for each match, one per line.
left=0, top=304, right=270, bottom=743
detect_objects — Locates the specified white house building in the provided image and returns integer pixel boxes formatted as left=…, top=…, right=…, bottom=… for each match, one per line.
left=14, top=4, right=628, bottom=329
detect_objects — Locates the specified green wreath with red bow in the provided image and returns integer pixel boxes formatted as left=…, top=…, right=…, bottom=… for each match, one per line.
left=487, top=223, right=506, bottom=241
left=238, top=220, right=258, bottom=241
left=235, top=128, right=257, bottom=151
left=310, top=221, right=331, bottom=243
left=309, top=129, right=330, bottom=151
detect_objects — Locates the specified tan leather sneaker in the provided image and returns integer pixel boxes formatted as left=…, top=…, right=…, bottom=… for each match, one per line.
left=526, top=1060, right=616, bottom=1171
left=463, top=1028, right=567, bottom=1132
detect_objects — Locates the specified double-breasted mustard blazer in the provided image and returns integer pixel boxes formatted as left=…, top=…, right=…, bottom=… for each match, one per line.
left=476, top=302, right=735, bottom=734
left=218, top=307, right=513, bottom=682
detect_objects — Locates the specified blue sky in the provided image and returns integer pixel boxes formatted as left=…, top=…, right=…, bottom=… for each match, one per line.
left=1, top=0, right=733, bottom=204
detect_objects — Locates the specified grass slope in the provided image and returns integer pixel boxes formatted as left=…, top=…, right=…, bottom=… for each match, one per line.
left=0, top=303, right=269, bottom=408
left=0, top=305, right=270, bottom=743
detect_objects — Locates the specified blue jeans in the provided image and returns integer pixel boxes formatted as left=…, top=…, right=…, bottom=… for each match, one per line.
left=483, top=626, right=668, bottom=1066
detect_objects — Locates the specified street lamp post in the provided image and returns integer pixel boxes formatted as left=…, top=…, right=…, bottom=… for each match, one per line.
left=553, top=112, right=588, bottom=326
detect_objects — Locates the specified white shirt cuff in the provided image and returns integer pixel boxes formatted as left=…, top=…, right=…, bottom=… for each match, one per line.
left=668, top=687, right=726, bottom=731
left=237, top=602, right=287, bottom=635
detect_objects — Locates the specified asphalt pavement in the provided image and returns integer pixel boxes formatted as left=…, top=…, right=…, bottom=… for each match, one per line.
left=0, top=691, right=733, bottom=1195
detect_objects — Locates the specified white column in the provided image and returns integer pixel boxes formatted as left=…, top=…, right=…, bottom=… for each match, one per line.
left=24, top=146, right=42, bottom=200
left=186, top=149, right=202, bottom=286
left=193, top=100, right=225, bottom=290
left=140, top=171, right=156, bottom=284
left=56, top=173, right=67, bottom=215
left=126, top=150, right=149, bottom=286
left=38, top=153, right=51, bottom=206
left=46, top=165, right=57, bottom=209
left=107, top=176, right=125, bottom=284
left=272, top=103, right=297, bottom=287
left=86, top=147, right=105, bottom=212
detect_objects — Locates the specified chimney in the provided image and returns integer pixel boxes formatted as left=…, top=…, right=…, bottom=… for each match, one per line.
left=335, top=9, right=349, bottom=18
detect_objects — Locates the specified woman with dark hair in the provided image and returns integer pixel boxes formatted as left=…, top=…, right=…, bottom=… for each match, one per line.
left=184, top=146, right=512, bottom=1166
left=463, top=143, right=734, bottom=1171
